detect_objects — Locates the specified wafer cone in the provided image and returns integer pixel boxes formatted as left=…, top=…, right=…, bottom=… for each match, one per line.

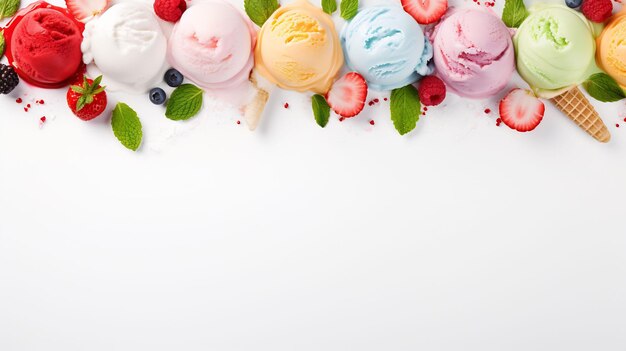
left=244, top=73, right=270, bottom=131
left=550, top=86, right=611, bottom=143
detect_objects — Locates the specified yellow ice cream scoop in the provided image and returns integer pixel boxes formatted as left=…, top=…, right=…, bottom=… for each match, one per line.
left=254, top=0, right=343, bottom=94
left=597, top=9, right=626, bottom=88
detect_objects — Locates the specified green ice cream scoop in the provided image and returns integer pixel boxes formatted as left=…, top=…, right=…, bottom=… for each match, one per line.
left=514, top=4, right=599, bottom=97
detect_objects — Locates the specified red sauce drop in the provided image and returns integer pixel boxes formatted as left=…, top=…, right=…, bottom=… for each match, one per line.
left=26, top=104, right=31, bottom=108
left=236, top=120, right=241, bottom=125
left=24, top=107, right=28, bottom=112
left=40, top=116, right=46, bottom=122
left=339, top=117, right=345, bottom=122
left=484, top=108, right=491, bottom=114
left=496, top=118, right=502, bottom=126
left=284, top=103, right=289, bottom=109
left=384, top=98, right=388, bottom=101
left=424, top=107, right=428, bottom=111
left=616, top=124, right=620, bottom=128
left=369, top=120, right=375, bottom=125
left=16, top=98, right=22, bottom=103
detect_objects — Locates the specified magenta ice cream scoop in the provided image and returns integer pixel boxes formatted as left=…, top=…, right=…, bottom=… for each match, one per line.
left=432, top=9, right=515, bottom=99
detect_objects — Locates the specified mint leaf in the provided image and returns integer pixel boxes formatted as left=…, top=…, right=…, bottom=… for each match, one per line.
left=312, top=94, right=330, bottom=128
left=322, top=0, right=337, bottom=14
left=583, top=73, right=626, bottom=102
left=112, top=103, right=142, bottom=151
left=165, top=84, right=204, bottom=121
left=340, top=0, right=358, bottom=20
left=390, top=85, right=421, bottom=136
left=0, top=31, right=5, bottom=58
left=0, top=0, right=20, bottom=20
left=245, top=0, right=279, bottom=27
left=502, top=0, right=528, bottom=28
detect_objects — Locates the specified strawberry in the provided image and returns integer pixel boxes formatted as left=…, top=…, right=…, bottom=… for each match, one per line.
left=67, top=75, right=108, bottom=121
left=66, top=0, right=110, bottom=23
left=401, top=0, right=448, bottom=24
left=326, top=72, right=368, bottom=118
left=498, top=89, right=545, bottom=132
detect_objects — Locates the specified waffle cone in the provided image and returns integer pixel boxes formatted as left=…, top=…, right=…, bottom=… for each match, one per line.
left=550, top=87, right=610, bottom=143
left=244, top=74, right=270, bottom=131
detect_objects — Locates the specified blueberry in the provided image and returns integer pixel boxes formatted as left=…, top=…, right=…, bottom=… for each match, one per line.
left=565, top=0, right=582, bottom=8
left=149, top=87, right=167, bottom=105
left=164, top=68, right=184, bottom=87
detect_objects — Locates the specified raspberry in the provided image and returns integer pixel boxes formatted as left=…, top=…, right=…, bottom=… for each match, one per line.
left=418, top=76, right=446, bottom=106
left=581, top=0, right=612, bottom=23
left=154, top=0, right=186, bottom=22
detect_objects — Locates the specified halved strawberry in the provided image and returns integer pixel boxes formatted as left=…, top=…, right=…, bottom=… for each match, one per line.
left=66, top=0, right=110, bottom=23
left=401, top=0, right=447, bottom=24
left=326, top=72, right=368, bottom=118
left=499, top=89, right=545, bottom=132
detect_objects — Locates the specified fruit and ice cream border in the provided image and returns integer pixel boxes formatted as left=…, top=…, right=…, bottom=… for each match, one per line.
left=0, top=0, right=624, bottom=151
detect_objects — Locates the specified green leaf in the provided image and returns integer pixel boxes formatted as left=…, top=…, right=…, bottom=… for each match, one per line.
left=0, top=0, right=20, bottom=20
left=111, top=103, right=143, bottom=151
left=312, top=94, right=330, bottom=128
left=583, top=73, right=626, bottom=102
left=322, top=0, right=337, bottom=14
left=0, top=31, right=5, bottom=58
left=340, top=0, right=358, bottom=20
left=502, top=0, right=528, bottom=28
left=245, top=0, right=279, bottom=27
left=390, top=85, right=421, bottom=136
left=165, top=84, right=204, bottom=121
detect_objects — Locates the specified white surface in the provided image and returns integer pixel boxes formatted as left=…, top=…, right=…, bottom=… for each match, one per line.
left=1, top=0, right=626, bottom=350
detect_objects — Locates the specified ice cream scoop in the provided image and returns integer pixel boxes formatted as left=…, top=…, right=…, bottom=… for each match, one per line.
left=432, top=9, right=515, bottom=99
left=168, top=1, right=256, bottom=89
left=514, top=4, right=597, bottom=97
left=340, top=5, right=432, bottom=91
left=254, top=0, right=343, bottom=94
left=3, top=1, right=83, bottom=88
left=82, top=2, right=167, bottom=93
left=597, top=9, right=626, bottom=88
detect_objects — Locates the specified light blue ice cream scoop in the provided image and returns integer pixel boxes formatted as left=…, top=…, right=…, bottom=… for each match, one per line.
left=340, top=5, right=433, bottom=91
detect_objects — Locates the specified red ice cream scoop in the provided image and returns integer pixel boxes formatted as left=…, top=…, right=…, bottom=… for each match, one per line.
left=3, top=2, right=84, bottom=88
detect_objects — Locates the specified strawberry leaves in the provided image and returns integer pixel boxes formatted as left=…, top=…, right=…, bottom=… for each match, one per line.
left=70, top=75, right=105, bottom=112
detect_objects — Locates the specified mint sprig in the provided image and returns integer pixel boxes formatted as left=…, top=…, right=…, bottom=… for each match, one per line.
left=165, top=84, right=204, bottom=121
left=312, top=94, right=330, bottom=128
left=0, top=30, right=5, bottom=58
left=390, top=85, right=421, bottom=136
left=340, top=0, right=358, bottom=20
left=245, top=0, right=279, bottom=27
left=112, top=103, right=143, bottom=151
left=583, top=73, right=626, bottom=102
left=502, top=0, right=528, bottom=28
left=0, top=0, right=20, bottom=20
left=322, top=0, right=337, bottom=14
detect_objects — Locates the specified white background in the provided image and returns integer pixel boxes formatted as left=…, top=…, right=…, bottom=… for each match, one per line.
left=1, top=0, right=626, bottom=350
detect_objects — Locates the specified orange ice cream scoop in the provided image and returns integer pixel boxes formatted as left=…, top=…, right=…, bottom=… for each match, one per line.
left=254, top=0, right=343, bottom=94
left=597, top=9, right=626, bottom=88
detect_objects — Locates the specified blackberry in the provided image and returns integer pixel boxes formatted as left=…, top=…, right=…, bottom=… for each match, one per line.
left=0, top=64, right=19, bottom=95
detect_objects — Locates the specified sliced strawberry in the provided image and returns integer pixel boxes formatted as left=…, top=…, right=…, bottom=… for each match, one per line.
left=401, top=0, right=448, bottom=24
left=326, top=72, right=368, bottom=118
left=499, top=89, right=545, bottom=132
left=66, top=0, right=110, bottom=23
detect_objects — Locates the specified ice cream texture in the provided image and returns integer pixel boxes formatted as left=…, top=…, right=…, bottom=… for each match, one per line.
left=597, top=9, right=626, bottom=88
left=168, top=1, right=256, bottom=89
left=82, top=2, right=167, bottom=93
left=514, top=4, right=598, bottom=97
left=340, top=5, right=432, bottom=91
left=432, top=9, right=515, bottom=99
left=6, top=2, right=83, bottom=88
left=254, top=0, right=344, bottom=94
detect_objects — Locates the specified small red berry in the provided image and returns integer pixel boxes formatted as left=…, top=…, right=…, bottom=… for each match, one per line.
left=154, top=0, right=187, bottom=22
left=16, top=98, right=22, bottom=104
left=369, top=120, right=375, bottom=125
left=284, top=103, right=289, bottom=109
left=419, top=76, right=447, bottom=106
left=581, top=0, right=612, bottom=22
left=484, top=108, right=491, bottom=114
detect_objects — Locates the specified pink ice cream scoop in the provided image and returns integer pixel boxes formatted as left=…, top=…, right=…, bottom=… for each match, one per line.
left=432, top=9, right=515, bottom=99
left=167, top=0, right=256, bottom=89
